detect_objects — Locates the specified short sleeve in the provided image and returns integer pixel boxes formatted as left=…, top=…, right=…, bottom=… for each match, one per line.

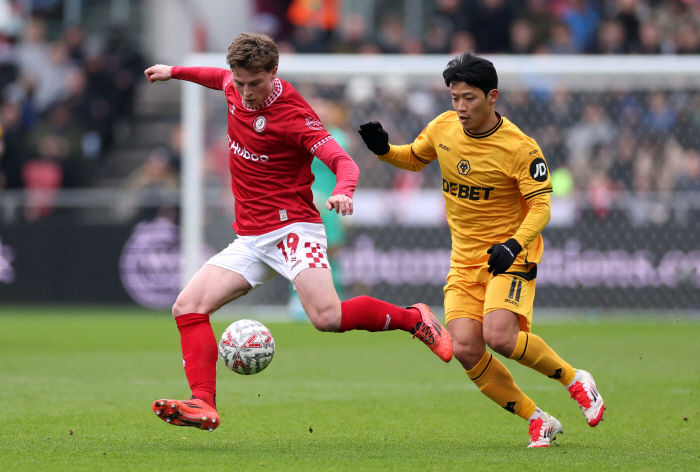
left=285, top=111, right=333, bottom=155
left=512, top=139, right=553, bottom=201
left=411, top=119, right=439, bottom=165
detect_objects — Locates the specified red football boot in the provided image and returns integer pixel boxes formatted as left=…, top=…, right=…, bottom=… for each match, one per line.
left=152, top=397, right=220, bottom=431
left=409, top=303, right=453, bottom=362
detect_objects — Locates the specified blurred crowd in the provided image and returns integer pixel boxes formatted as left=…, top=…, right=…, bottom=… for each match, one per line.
left=283, top=80, right=700, bottom=224
left=256, top=0, right=700, bottom=55
left=1, top=0, right=700, bottom=226
left=0, top=12, right=144, bottom=219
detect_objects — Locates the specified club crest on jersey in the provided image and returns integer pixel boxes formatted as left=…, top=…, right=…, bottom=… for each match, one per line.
left=305, top=117, right=324, bottom=130
left=457, top=159, right=471, bottom=176
left=253, top=115, right=267, bottom=133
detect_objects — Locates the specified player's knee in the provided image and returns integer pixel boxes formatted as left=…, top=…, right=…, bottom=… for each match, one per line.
left=172, top=294, right=211, bottom=318
left=452, top=341, right=484, bottom=370
left=307, top=306, right=341, bottom=332
left=484, top=331, right=516, bottom=358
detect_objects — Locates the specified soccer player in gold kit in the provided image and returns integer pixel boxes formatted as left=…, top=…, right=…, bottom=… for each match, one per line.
left=359, top=53, right=605, bottom=448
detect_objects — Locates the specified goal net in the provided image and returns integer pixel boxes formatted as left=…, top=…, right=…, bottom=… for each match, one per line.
left=181, top=53, right=700, bottom=314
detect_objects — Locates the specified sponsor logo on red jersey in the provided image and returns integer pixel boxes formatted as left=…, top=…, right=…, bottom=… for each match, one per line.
left=305, top=116, right=324, bottom=130
left=228, top=136, right=269, bottom=162
left=253, top=115, right=267, bottom=133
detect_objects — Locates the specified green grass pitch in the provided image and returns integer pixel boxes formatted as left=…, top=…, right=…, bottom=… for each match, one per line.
left=1, top=306, right=699, bottom=471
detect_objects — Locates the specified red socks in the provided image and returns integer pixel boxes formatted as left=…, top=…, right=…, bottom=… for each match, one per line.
left=339, top=296, right=422, bottom=333
left=176, top=313, right=218, bottom=409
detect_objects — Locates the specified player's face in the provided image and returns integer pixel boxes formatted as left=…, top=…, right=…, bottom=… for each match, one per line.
left=232, top=66, right=278, bottom=108
left=450, top=82, right=499, bottom=134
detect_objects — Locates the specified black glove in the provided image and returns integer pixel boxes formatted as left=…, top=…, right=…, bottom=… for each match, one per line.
left=487, top=238, right=522, bottom=276
left=358, top=121, right=390, bottom=155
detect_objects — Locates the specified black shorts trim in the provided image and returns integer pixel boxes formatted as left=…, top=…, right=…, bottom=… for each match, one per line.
left=503, top=264, right=537, bottom=282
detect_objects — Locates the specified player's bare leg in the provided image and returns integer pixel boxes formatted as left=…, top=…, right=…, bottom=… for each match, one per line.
left=172, top=264, right=253, bottom=318
left=154, top=265, right=253, bottom=431
left=294, top=267, right=452, bottom=361
left=293, top=266, right=342, bottom=331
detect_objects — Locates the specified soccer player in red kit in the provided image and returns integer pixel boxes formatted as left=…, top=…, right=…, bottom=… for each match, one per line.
left=143, top=33, right=452, bottom=432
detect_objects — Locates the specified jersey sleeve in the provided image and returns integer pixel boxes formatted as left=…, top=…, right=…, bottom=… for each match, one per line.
left=377, top=119, right=439, bottom=171
left=510, top=139, right=553, bottom=248
left=411, top=119, right=439, bottom=165
left=171, top=66, right=231, bottom=91
left=512, top=193, right=551, bottom=248
left=512, top=139, right=553, bottom=201
left=285, top=111, right=334, bottom=155
left=313, top=138, right=359, bottom=199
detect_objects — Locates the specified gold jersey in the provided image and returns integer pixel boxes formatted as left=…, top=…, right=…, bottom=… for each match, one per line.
left=380, top=111, right=552, bottom=267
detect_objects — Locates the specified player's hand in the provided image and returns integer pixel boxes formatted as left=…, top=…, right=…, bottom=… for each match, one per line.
left=358, top=121, right=390, bottom=155
left=487, top=238, right=522, bottom=276
left=326, top=194, right=354, bottom=216
left=144, top=64, right=173, bottom=83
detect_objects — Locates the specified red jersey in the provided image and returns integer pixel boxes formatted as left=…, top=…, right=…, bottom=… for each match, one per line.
left=172, top=67, right=355, bottom=236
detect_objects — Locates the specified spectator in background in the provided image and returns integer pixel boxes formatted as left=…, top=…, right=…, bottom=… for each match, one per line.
left=517, top=0, right=557, bottom=49
left=655, top=0, right=700, bottom=51
left=566, top=101, right=616, bottom=187
left=425, top=0, right=466, bottom=54
left=16, top=26, right=72, bottom=114
left=593, top=19, right=626, bottom=54
left=547, top=21, right=578, bottom=54
left=509, top=18, right=537, bottom=54
left=642, top=91, right=676, bottom=137
left=26, top=101, right=85, bottom=187
left=377, top=17, right=405, bottom=54
left=331, top=14, right=372, bottom=54
left=614, top=0, right=642, bottom=52
left=673, top=22, right=700, bottom=54
left=553, top=0, right=601, bottom=53
left=470, top=0, right=513, bottom=53
left=287, top=0, right=340, bottom=53
left=637, top=19, right=664, bottom=54
left=0, top=100, right=25, bottom=189
left=634, top=133, right=683, bottom=192
left=63, top=25, right=87, bottom=65
left=254, top=0, right=294, bottom=41
left=675, top=147, right=700, bottom=192
left=120, top=146, right=179, bottom=223
left=450, top=30, right=477, bottom=54
left=609, top=132, right=637, bottom=191
left=104, top=26, right=144, bottom=120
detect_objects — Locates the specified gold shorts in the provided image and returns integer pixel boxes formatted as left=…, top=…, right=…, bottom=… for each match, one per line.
left=443, top=264, right=537, bottom=332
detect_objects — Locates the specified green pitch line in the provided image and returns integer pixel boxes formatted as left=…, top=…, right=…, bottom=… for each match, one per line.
left=0, top=306, right=698, bottom=471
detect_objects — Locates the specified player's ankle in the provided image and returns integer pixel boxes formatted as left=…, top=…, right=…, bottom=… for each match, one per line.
left=192, top=391, right=216, bottom=409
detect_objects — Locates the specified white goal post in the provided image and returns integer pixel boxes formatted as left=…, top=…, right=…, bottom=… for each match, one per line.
left=180, top=53, right=700, bottom=288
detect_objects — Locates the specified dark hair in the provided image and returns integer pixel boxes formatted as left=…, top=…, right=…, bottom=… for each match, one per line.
left=442, top=52, right=498, bottom=97
left=226, top=32, right=279, bottom=73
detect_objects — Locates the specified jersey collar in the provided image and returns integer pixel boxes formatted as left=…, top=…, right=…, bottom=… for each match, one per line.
left=463, top=112, right=503, bottom=139
left=241, top=77, right=282, bottom=111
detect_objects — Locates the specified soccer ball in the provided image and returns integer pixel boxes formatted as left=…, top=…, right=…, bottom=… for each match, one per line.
left=218, top=319, right=275, bottom=375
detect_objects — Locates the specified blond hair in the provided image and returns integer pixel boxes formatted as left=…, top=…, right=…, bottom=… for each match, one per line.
left=226, top=32, right=279, bottom=73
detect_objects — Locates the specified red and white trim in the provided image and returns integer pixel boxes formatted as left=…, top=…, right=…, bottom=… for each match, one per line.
left=309, top=135, right=335, bottom=156
left=241, top=78, right=283, bottom=111
left=305, top=242, right=328, bottom=269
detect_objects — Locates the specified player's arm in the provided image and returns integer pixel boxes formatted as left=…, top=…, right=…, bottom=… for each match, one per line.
left=358, top=121, right=435, bottom=172
left=314, top=139, right=359, bottom=216
left=144, top=64, right=229, bottom=90
left=487, top=143, right=553, bottom=276
left=512, top=193, right=551, bottom=249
